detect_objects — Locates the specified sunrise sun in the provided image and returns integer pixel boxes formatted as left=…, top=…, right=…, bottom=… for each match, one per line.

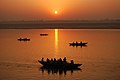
left=54, top=10, right=58, bottom=14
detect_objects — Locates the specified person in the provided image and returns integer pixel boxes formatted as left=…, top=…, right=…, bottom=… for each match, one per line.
left=76, top=41, right=78, bottom=44
left=54, top=58, right=56, bottom=62
left=47, top=58, right=50, bottom=62
left=63, top=57, right=67, bottom=63
left=51, top=58, right=53, bottom=62
left=57, top=58, right=62, bottom=63
left=71, top=60, right=74, bottom=64
left=41, top=58, right=44, bottom=62
left=80, top=41, right=82, bottom=44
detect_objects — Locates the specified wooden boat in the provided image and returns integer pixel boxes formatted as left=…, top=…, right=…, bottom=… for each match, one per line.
left=69, top=41, right=88, bottom=47
left=38, top=58, right=82, bottom=69
left=40, top=34, right=48, bottom=36
left=17, top=38, right=30, bottom=41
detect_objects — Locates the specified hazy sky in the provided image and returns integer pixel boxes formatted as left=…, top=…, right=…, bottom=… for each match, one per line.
left=0, top=0, right=120, bottom=20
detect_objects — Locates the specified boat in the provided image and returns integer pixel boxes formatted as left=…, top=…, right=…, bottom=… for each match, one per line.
left=69, top=41, right=88, bottom=47
left=17, top=38, right=30, bottom=41
left=38, top=58, right=82, bottom=69
left=40, top=34, right=48, bottom=36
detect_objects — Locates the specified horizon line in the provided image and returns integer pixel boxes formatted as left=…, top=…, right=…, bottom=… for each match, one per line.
left=0, top=19, right=120, bottom=22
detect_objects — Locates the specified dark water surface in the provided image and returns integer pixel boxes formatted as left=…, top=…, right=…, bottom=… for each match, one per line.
left=0, top=29, right=120, bottom=80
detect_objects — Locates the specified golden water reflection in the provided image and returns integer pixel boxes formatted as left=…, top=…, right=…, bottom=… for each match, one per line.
left=55, top=29, right=58, bottom=56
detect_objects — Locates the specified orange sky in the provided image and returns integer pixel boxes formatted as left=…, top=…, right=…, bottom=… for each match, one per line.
left=0, top=0, right=120, bottom=20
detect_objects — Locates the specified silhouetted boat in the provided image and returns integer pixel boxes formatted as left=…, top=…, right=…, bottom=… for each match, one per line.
left=17, top=38, right=30, bottom=41
left=40, top=34, right=48, bottom=36
left=69, top=41, right=88, bottom=47
left=38, top=58, right=82, bottom=69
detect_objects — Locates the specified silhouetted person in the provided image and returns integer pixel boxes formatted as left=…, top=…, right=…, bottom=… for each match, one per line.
left=54, top=58, right=56, bottom=62
left=41, top=58, right=44, bottom=62
left=80, top=41, right=82, bottom=44
left=63, top=57, right=67, bottom=63
left=76, top=41, right=78, bottom=44
left=47, top=58, right=50, bottom=62
left=71, top=60, right=74, bottom=64
left=51, top=58, right=53, bottom=62
left=57, top=58, right=62, bottom=63
left=59, top=58, right=62, bottom=61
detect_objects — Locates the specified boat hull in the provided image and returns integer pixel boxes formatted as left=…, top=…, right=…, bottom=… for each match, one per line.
left=69, top=42, right=88, bottom=47
left=17, top=38, right=30, bottom=41
left=38, top=60, right=82, bottom=69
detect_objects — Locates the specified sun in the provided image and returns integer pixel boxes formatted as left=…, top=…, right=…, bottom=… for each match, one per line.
left=54, top=10, right=58, bottom=14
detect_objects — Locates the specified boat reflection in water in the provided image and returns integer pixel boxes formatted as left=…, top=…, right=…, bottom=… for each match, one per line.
left=40, top=66, right=81, bottom=75
left=69, top=41, right=88, bottom=48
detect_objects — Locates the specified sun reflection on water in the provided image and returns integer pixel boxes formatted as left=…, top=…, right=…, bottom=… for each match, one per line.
left=55, top=29, right=58, bottom=56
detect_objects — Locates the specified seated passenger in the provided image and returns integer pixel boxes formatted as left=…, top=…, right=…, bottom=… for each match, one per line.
left=47, top=58, right=50, bottom=62
left=41, top=58, right=44, bottom=62
left=57, top=58, right=62, bottom=63
left=76, top=41, right=78, bottom=44
left=54, top=58, right=56, bottom=62
left=71, top=60, right=74, bottom=64
left=63, top=57, right=67, bottom=63
left=51, top=58, right=53, bottom=62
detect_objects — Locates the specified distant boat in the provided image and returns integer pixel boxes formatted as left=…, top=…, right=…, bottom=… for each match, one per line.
left=17, top=38, right=30, bottom=41
left=38, top=58, right=82, bottom=69
left=40, top=34, right=48, bottom=36
left=69, top=41, right=88, bottom=47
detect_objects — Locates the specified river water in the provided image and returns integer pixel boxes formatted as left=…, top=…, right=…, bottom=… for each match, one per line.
left=0, top=29, right=120, bottom=80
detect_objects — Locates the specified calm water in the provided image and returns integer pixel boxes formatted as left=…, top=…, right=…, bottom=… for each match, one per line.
left=0, top=29, right=120, bottom=80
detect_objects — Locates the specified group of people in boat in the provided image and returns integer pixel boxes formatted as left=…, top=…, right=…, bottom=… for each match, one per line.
left=71, top=41, right=87, bottom=44
left=70, top=41, right=87, bottom=46
left=18, top=38, right=30, bottom=41
left=72, top=41, right=82, bottom=44
left=41, top=57, right=74, bottom=64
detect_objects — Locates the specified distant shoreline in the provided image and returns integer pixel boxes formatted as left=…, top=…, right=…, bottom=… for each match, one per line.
left=0, top=20, right=120, bottom=29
